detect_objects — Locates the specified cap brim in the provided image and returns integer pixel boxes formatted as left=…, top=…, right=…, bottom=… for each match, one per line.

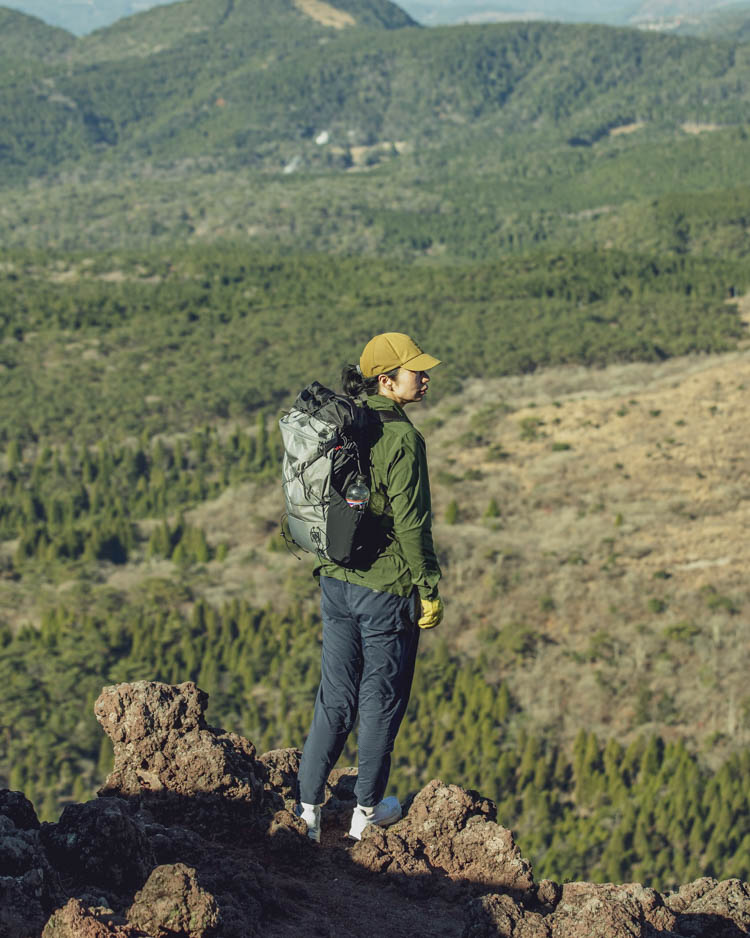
left=402, top=352, right=441, bottom=372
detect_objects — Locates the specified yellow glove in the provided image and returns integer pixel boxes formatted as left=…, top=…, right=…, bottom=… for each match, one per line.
left=418, top=596, right=444, bottom=630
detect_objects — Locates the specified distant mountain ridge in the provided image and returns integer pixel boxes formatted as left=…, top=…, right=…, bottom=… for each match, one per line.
left=1, top=1, right=748, bottom=184
left=2, top=0, right=176, bottom=35
left=0, top=6, right=75, bottom=59
left=3, top=0, right=750, bottom=262
left=7, top=0, right=750, bottom=32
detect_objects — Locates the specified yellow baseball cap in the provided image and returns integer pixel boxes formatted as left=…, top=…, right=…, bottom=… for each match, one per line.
left=360, top=332, right=441, bottom=379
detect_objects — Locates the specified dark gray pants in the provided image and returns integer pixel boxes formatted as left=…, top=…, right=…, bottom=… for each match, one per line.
left=297, top=576, right=420, bottom=807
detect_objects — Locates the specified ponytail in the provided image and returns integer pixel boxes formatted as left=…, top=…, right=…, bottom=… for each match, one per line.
left=341, top=363, right=399, bottom=399
left=342, top=364, right=376, bottom=398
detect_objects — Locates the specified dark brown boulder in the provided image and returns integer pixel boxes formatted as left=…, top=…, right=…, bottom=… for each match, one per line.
left=321, top=766, right=359, bottom=824
left=1, top=870, right=51, bottom=938
left=256, top=748, right=301, bottom=806
left=94, top=681, right=263, bottom=829
left=261, top=808, right=310, bottom=860
left=552, top=882, right=678, bottom=938
left=666, top=877, right=750, bottom=936
left=41, top=798, right=154, bottom=895
left=127, top=863, right=220, bottom=938
left=352, top=779, right=534, bottom=896
left=464, top=893, right=551, bottom=937
left=0, top=789, right=41, bottom=831
left=536, top=879, right=562, bottom=913
left=1, top=813, right=44, bottom=878
left=0, top=801, right=61, bottom=938
left=42, top=899, right=145, bottom=938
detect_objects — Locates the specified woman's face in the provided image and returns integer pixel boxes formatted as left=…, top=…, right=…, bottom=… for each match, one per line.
left=378, top=368, right=430, bottom=406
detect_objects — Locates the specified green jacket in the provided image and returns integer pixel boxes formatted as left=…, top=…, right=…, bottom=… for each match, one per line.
left=317, top=394, right=442, bottom=600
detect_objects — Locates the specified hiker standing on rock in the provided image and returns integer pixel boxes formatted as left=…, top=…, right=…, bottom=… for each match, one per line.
left=295, top=333, right=443, bottom=843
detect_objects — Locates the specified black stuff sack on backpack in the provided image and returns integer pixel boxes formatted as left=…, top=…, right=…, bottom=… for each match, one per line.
left=279, top=382, right=402, bottom=566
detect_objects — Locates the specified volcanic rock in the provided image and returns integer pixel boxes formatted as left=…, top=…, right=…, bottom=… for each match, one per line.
left=127, top=863, right=220, bottom=938
left=463, top=892, right=551, bottom=937
left=666, top=877, right=750, bottom=936
left=8, top=679, right=750, bottom=938
left=42, top=898, right=145, bottom=937
left=257, top=747, right=301, bottom=806
left=351, top=779, right=534, bottom=896
left=553, top=882, right=678, bottom=937
left=41, top=798, right=154, bottom=895
left=0, top=794, right=60, bottom=938
left=94, top=681, right=263, bottom=829
left=1, top=788, right=41, bottom=831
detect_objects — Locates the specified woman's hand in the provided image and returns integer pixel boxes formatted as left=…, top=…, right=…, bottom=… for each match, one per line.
left=418, top=596, right=444, bottom=629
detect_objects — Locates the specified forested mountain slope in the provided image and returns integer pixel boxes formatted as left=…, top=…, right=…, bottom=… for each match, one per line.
left=2, top=244, right=750, bottom=890
left=1, top=5, right=750, bottom=185
left=70, top=0, right=417, bottom=65
left=0, top=6, right=75, bottom=62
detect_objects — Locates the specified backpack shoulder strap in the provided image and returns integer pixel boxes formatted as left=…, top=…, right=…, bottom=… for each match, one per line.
left=375, top=410, right=409, bottom=424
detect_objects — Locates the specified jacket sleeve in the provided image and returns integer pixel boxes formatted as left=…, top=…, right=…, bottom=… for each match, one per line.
left=386, top=429, right=442, bottom=600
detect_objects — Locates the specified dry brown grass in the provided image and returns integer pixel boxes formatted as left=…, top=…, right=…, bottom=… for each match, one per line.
left=609, top=122, right=645, bottom=136
left=681, top=122, right=722, bottom=135
left=4, top=343, right=750, bottom=755
left=292, top=0, right=355, bottom=29
left=417, top=347, right=750, bottom=759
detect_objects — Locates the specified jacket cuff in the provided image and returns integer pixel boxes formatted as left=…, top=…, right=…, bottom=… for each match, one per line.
left=417, top=585, right=439, bottom=601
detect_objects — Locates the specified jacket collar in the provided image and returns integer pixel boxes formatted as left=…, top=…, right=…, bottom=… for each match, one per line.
left=366, top=394, right=410, bottom=422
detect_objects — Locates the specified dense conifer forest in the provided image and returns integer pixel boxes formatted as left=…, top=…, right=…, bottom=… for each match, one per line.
left=1, top=244, right=749, bottom=889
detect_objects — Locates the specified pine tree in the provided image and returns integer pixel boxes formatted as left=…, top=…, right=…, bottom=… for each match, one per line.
left=255, top=412, right=268, bottom=469
left=445, top=500, right=459, bottom=524
left=39, top=790, right=58, bottom=823
left=6, top=439, right=21, bottom=470
left=97, top=736, right=114, bottom=781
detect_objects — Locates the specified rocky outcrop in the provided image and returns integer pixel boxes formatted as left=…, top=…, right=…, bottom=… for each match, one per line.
left=0, top=791, right=60, bottom=938
left=463, top=892, right=551, bottom=937
left=1, top=680, right=749, bottom=938
left=127, top=863, right=220, bottom=938
left=95, top=681, right=263, bottom=830
left=351, top=779, right=534, bottom=896
left=41, top=798, right=155, bottom=895
left=550, top=882, right=677, bottom=937
left=42, top=900, right=144, bottom=938
left=665, top=877, right=750, bottom=936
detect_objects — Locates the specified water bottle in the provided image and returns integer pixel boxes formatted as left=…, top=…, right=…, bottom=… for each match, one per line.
left=345, top=474, right=370, bottom=511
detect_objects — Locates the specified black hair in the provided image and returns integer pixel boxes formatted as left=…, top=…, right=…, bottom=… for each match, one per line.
left=341, top=363, right=400, bottom=399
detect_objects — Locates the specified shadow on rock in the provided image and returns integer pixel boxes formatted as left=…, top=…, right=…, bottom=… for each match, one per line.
left=3, top=680, right=750, bottom=938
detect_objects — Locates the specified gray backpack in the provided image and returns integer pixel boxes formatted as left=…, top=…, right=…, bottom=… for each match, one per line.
left=279, top=382, right=403, bottom=565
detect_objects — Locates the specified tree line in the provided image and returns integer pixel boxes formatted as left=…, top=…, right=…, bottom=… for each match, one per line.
left=1, top=592, right=749, bottom=890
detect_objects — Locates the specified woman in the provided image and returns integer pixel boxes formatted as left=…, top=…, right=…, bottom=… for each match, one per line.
left=296, top=332, right=443, bottom=842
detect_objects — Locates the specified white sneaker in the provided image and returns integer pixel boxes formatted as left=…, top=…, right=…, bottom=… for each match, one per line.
left=294, top=802, right=321, bottom=843
left=348, top=796, right=401, bottom=841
